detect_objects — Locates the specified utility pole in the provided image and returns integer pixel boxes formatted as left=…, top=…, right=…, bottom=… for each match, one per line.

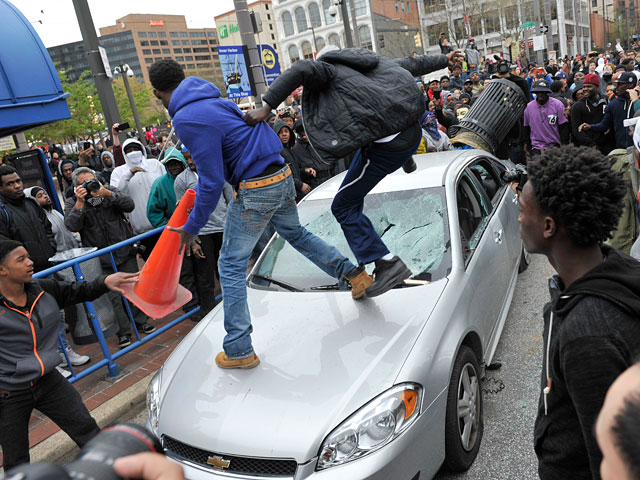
left=339, top=0, right=354, bottom=47
left=72, top=0, right=121, bottom=141
left=348, top=0, right=361, bottom=47
left=234, top=0, right=266, bottom=107
left=533, top=0, right=544, bottom=64
left=542, top=0, right=553, bottom=60
left=115, top=64, right=146, bottom=147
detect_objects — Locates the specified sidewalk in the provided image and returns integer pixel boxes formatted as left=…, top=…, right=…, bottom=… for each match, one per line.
left=0, top=311, right=198, bottom=468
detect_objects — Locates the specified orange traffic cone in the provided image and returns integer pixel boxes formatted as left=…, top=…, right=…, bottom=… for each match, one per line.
left=121, top=189, right=196, bottom=318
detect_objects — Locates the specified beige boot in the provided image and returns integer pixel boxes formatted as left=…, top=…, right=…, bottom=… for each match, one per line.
left=346, top=267, right=373, bottom=300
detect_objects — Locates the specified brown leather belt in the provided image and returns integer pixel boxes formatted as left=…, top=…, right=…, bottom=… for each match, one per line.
left=238, top=165, right=291, bottom=190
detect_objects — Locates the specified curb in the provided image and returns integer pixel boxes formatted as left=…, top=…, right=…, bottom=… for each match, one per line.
left=29, top=372, right=154, bottom=465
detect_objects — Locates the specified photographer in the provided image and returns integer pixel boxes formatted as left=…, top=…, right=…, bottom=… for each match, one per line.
left=64, top=168, right=154, bottom=348
left=0, top=239, right=137, bottom=471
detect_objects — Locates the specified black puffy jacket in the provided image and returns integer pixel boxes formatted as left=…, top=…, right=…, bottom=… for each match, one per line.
left=263, top=48, right=449, bottom=165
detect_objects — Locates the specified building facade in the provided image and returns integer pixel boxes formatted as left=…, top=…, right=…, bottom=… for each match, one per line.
left=48, top=30, right=141, bottom=83
left=273, top=0, right=423, bottom=70
left=421, top=0, right=591, bottom=61
left=99, top=14, right=224, bottom=88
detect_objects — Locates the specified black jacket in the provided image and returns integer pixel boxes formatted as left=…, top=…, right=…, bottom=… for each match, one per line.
left=292, top=140, right=334, bottom=189
left=535, top=246, right=640, bottom=480
left=272, top=119, right=304, bottom=200
left=64, top=186, right=136, bottom=267
left=589, top=95, right=635, bottom=149
left=0, top=194, right=56, bottom=272
left=570, top=95, right=608, bottom=149
left=263, top=48, right=449, bottom=165
left=0, top=277, right=109, bottom=390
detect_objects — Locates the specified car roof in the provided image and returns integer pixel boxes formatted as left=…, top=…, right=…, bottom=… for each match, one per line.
left=304, top=149, right=481, bottom=201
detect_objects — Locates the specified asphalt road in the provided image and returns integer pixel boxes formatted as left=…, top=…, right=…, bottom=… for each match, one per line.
left=435, top=253, right=554, bottom=480
left=128, top=254, right=555, bottom=479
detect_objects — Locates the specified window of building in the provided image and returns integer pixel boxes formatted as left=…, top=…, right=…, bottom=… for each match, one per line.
left=197, top=63, right=212, bottom=68
left=175, top=56, right=184, bottom=61
left=271, top=33, right=275, bottom=39
left=270, top=23, right=274, bottom=30
left=150, top=40, right=159, bottom=46
left=174, top=48, right=182, bottom=53
left=358, top=25, right=373, bottom=49
left=302, top=40, right=313, bottom=59
left=353, top=0, right=367, bottom=15
left=282, top=12, right=295, bottom=36
left=185, top=55, right=194, bottom=61
left=195, top=55, right=211, bottom=60
left=295, top=7, right=308, bottom=32
left=183, top=47, right=192, bottom=53
left=172, top=39, right=180, bottom=46
left=192, top=39, right=208, bottom=45
left=209, top=39, right=218, bottom=44
left=484, top=12, right=501, bottom=33
left=158, top=31, right=167, bottom=38
left=162, top=48, right=170, bottom=54
left=309, top=3, right=322, bottom=27
left=288, top=44, right=300, bottom=63
left=170, top=31, right=179, bottom=37
left=265, top=3, right=269, bottom=9
left=193, top=47, right=209, bottom=52
left=267, top=13, right=271, bottom=20
left=189, top=31, right=206, bottom=37
left=328, top=32, right=341, bottom=47
left=504, top=5, right=519, bottom=30
left=186, top=63, right=195, bottom=69
left=148, top=32, right=157, bottom=38
left=160, top=40, right=168, bottom=45
left=153, top=48, right=161, bottom=54
left=138, top=32, right=147, bottom=38
left=400, top=1, right=405, bottom=12
left=142, top=49, right=151, bottom=54
left=407, top=1, right=411, bottom=13
left=145, top=57, right=153, bottom=63
left=182, top=39, right=190, bottom=45
left=315, top=35, right=326, bottom=51
left=139, top=40, right=149, bottom=46
left=180, top=32, right=188, bottom=37
left=208, top=31, right=217, bottom=37
left=322, top=0, right=337, bottom=24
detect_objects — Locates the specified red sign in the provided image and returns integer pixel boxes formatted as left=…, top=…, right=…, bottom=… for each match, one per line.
left=528, top=40, right=534, bottom=48
left=149, top=20, right=165, bottom=26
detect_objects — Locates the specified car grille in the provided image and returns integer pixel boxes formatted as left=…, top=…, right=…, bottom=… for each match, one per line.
left=162, top=435, right=298, bottom=477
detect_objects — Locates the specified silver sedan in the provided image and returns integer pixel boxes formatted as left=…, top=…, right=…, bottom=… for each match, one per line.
left=147, top=149, right=527, bottom=479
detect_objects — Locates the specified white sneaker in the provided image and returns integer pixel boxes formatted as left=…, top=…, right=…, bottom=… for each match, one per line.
left=60, top=347, right=90, bottom=366
left=56, top=365, right=72, bottom=378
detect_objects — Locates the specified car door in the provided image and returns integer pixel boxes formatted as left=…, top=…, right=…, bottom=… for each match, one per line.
left=455, top=168, right=510, bottom=350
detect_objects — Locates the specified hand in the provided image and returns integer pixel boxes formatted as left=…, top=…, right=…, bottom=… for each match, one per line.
left=244, top=104, right=273, bottom=126
left=629, top=88, right=640, bottom=101
left=447, top=50, right=464, bottom=67
left=427, top=146, right=437, bottom=152
left=96, top=184, right=112, bottom=199
left=78, top=147, right=93, bottom=165
left=104, top=272, right=139, bottom=294
left=130, top=166, right=146, bottom=175
left=188, top=238, right=205, bottom=258
left=167, top=226, right=198, bottom=254
left=304, top=167, right=316, bottom=177
left=114, top=453, right=185, bottom=480
left=112, top=123, right=121, bottom=136
left=75, top=186, right=88, bottom=202
left=509, top=182, right=519, bottom=194
left=301, top=183, right=311, bottom=194
left=578, top=123, right=591, bottom=132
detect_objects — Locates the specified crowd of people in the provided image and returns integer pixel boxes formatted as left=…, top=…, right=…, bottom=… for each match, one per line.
left=2, top=40, right=640, bottom=480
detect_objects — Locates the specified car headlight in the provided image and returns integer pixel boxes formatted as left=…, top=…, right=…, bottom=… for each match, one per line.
left=146, top=369, right=162, bottom=436
left=317, top=383, right=422, bottom=470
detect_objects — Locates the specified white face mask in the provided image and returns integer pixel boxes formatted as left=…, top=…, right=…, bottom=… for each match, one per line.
left=126, top=150, right=144, bottom=166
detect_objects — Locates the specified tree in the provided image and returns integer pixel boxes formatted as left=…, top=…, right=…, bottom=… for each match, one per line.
left=111, top=76, right=166, bottom=131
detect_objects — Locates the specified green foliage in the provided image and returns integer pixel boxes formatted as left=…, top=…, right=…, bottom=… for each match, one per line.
left=112, top=76, right=167, bottom=129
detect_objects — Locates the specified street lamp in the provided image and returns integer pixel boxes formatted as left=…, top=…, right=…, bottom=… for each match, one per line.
left=328, top=0, right=354, bottom=47
left=112, top=63, right=147, bottom=147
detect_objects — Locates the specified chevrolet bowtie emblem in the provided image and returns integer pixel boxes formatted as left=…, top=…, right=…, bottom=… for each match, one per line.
left=207, top=455, right=231, bottom=470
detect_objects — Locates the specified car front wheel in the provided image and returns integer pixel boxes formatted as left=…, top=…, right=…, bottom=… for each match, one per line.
left=444, top=345, right=483, bottom=472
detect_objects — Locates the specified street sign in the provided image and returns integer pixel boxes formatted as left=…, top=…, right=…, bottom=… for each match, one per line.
left=258, top=44, right=281, bottom=87
left=533, top=35, right=545, bottom=51
left=98, top=46, right=112, bottom=78
left=520, top=21, right=535, bottom=29
left=540, top=24, right=549, bottom=34
left=218, top=46, right=251, bottom=99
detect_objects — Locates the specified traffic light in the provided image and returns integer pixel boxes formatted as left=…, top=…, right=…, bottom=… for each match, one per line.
left=414, top=33, right=422, bottom=47
left=378, top=33, right=385, bottom=48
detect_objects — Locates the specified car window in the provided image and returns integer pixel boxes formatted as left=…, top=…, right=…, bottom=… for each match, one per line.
left=469, top=158, right=505, bottom=206
left=252, top=187, right=451, bottom=291
left=456, top=173, right=490, bottom=263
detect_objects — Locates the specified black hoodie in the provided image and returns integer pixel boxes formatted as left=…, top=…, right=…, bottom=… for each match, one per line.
left=534, top=246, right=640, bottom=480
left=272, top=119, right=304, bottom=200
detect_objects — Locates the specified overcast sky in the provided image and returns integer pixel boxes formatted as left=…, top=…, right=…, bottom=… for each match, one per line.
left=10, top=0, right=238, bottom=48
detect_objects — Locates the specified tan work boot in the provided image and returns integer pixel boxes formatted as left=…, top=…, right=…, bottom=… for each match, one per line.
left=215, top=352, right=260, bottom=369
left=346, top=266, right=373, bottom=300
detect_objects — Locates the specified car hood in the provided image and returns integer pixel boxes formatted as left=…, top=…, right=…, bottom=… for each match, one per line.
left=159, top=279, right=447, bottom=463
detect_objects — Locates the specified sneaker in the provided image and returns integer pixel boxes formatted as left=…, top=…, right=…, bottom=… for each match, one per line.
left=60, top=347, right=90, bottom=366
left=118, top=335, right=131, bottom=349
left=215, top=352, right=260, bottom=369
left=56, top=365, right=72, bottom=379
left=365, top=256, right=412, bottom=298
left=345, top=266, right=374, bottom=300
left=137, top=323, right=156, bottom=334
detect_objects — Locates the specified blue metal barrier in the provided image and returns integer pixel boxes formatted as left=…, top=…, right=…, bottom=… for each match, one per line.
left=35, top=226, right=208, bottom=383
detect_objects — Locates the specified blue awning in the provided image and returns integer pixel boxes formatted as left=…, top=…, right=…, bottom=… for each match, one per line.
left=0, top=0, right=70, bottom=137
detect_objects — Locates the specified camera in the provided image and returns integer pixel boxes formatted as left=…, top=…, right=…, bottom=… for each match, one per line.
left=115, top=122, right=130, bottom=132
left=81, top=178, right=101, bottom=194
left=2, top=423, right=162, bottom=480
left=83, top=142, right=93, bottom=151
left=328, top=0, right=339, bottom=17
left=501, top=164, right=528, bottom=193
left=433, top=89, right=441, bottom=100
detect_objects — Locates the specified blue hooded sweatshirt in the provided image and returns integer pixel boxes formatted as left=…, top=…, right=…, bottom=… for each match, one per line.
left=169, top=77, right=284, bottom=234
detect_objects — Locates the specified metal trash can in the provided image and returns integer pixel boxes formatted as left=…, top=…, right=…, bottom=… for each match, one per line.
left=450, top=78, right=528, bottom=154
left=50, top=247, right=118, bottom=345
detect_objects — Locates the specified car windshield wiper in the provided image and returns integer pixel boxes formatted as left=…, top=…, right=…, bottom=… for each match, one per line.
left=250, top=274, right=303, bottom=292
left=308, top=283, right=341, bottom=291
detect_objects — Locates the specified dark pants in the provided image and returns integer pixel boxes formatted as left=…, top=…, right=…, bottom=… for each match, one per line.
left=180, top=232, right=223, bottom=315
left=103, top=255, right=147, bottom=336
left=0, top=370, right=99, bottom=471
left=331, top=127, right=421, bottom=265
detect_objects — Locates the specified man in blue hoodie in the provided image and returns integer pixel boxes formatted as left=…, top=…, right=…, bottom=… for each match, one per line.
left=148, top=59, right=371, bottom=369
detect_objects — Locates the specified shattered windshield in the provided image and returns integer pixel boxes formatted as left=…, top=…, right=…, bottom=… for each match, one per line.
left=251, top=187, right=451, bottom=291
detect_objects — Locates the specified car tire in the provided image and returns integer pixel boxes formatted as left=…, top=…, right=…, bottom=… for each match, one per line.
left=518, top=247, right=530, bottom=273
left=444, top=345, right=483, bottom=472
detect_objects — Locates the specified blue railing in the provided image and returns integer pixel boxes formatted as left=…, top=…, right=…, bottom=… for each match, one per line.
left=34, top=226, right=202, bottom=383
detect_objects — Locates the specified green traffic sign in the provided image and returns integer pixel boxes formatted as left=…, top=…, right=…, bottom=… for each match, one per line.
left=520, top=21, right=535, bottom=29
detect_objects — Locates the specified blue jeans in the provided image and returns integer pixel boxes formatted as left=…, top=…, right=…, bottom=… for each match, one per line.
left=218, top=165, right=356, bottom=358
left=331, top=137, right=421, bottom=265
